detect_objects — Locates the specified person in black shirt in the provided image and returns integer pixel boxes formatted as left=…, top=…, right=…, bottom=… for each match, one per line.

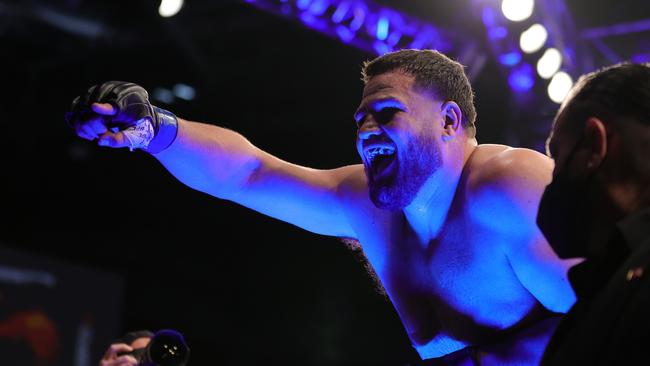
left=538, top=62, right=650, bottom=365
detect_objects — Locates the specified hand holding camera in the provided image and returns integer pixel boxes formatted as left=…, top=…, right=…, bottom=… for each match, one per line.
left=100, top=329, right=190, bottom=366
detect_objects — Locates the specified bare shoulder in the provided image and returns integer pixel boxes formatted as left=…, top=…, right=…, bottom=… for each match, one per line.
left=466, top=144, right=553, bottom=191
left=464, top=144, right=553, bottom=234
left=335, top=164, right=381, bottom=212
left=334, top=164, right=367, bottom=192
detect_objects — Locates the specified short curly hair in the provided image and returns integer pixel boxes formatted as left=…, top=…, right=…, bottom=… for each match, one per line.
left=362, top=49, right=477, bottom=138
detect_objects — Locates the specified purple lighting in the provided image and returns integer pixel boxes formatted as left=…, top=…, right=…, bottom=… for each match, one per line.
left=296, top=0, right=310, bottom=10
left=489, top=26, right=508, bottom=40
left=581, top=18, right=650, bottom=39
left=243, top=0, right=484, bottom=75
left=349, top=6, right=366, bottom=31
left=499, top=51, right=522, bottom=66
left=508, top=63, right=535, bottom=92
left=331, top=2, right=349, bottom=23
left=373, top=40, right=392, bottom=55
left=387, top=30, right=401, bottom=46
left=307, top=0, right=329, bottom=15
left=632, top=53, right=650, bottom=63
left=336, top=24, right=355, bottom=42
left=482, top=7, right=497, bottom=27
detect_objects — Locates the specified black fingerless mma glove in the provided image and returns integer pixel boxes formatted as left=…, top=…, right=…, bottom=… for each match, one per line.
left=66, top=81, right=178, bottom=154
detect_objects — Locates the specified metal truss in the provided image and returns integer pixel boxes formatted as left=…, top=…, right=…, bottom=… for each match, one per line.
left=243, top=0, right=488, bottom=80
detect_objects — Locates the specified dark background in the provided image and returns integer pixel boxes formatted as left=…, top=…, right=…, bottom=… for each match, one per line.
left=1, top=0, right=648, bottom=365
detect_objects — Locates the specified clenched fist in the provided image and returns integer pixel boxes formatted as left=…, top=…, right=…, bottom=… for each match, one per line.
left=66, top=81, right=178, bottom=154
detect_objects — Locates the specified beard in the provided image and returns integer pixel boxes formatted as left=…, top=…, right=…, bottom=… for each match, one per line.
left=366, top=135, right=442, bottom=211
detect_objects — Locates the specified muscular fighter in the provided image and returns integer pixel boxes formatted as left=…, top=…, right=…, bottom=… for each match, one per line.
left=66, top=49, right=577, bottom=365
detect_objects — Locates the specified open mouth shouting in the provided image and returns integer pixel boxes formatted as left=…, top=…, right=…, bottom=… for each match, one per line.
left=363, top=142, right=397, bottom=179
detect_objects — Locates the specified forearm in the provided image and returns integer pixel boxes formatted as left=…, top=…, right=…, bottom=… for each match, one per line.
left=152, top=118, right=263, bottom=199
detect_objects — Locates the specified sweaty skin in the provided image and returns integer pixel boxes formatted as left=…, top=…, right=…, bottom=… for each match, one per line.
left=88, top=72, right=577, bottom=364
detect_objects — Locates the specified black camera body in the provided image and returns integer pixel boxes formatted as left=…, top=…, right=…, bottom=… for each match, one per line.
left=120, top=329, right=190, bottom=366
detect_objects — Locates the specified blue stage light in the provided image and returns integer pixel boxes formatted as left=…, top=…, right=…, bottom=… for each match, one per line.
left=308, top=0, right=329, bottom=15
left=373, top=40, right=392, bottom=55
left=482, top=7, right=497, bottom=27
left=632, top=53, right=650, bottom=63
left=335, top=25, right=355, bottom=42
left=508, top=63, right=535, bottom=92
left=489, top=26, right=508, bottom=40
left=296, top=0, right=310, bottom=10
left=499, top=51, right=522, bottom=66
left=349, top=6, right=366, bottom=31
left=376, top=16, right=389, bottom=40
left=387, top=30, right=401, bottom=46
left=244, top=0, right=482, bottom=72
left=331, top=2, right=349, bottom=23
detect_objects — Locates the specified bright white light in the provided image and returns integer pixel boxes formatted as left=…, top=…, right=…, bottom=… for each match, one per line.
left=548, top=71, right=573, bottom=104
left=159, top=0, right=183, bottom=17
left=537, top=48, right=562, bottom=79
left=502, top=0, right=534, bottom=22
left=520, top=24, right=548, bottom=53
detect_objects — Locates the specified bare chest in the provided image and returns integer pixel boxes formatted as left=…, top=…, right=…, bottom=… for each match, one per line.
left=358, top=213, right=514, bottom=299
left=351, top=211, right=537, bottom=349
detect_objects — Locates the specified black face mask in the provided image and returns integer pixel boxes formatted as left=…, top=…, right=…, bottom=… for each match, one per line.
left=537, top=138, right=592, bottom=259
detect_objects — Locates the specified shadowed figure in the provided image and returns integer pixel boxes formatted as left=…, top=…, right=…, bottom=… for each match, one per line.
left=538, top=62, right=650, bottom=365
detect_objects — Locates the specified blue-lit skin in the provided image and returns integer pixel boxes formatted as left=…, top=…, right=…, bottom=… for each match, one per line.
left=90, top=71, right=577, bottom=364
left=349, top=72, right=577, bottom=361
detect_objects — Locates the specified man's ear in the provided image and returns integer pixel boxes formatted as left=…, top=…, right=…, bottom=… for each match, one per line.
left=584, top=117, right=608, bottom=171
left=441, top=101, right=462, bottom=138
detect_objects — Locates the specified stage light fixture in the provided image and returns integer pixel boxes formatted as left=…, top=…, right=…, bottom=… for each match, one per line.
left=376, top=17, right=389, bottom=40
left=159, top=0, right=183, bottom=17
left=547, top=71, right=573, bottom=104
left=520, top=23, right=547, bottom=54
left=501, top=0, right=534, bottom=22
left=536, top=48, right=562, bottom=79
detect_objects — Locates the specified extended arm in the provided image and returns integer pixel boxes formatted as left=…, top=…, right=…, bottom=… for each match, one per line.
left=68, top=82, right=361, bottom=238
left=153, top=118, right=360, bottom=237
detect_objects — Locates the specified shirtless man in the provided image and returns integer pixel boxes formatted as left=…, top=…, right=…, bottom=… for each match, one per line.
left=66, top=49, right=577, bottom=365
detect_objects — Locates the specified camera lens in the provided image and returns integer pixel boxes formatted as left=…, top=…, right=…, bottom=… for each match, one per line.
left=146, top=329, right=190, bottom=366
